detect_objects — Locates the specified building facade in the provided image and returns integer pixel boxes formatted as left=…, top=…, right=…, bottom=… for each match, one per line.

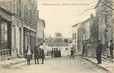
left=47, top=42, right=69, bottom=56
left=95, top=0, right=113, bottom=55
left=0, top=0, right=38, bottom=60
left=113, top=0, right=114, bottom=44
left=82, top=15, right=98, bottom=57
left=0, top=6, right=13, bottom=60
left=72, top=0, right=113, bottom=57
left=72, top=23, right=81, bottom=55
left=95, top=0, right=112, bottom=44
left=72, top=14, right=98, bottom=57
left=36, top=17, right=45, bottom=45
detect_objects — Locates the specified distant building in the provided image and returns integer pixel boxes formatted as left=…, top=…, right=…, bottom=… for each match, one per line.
left=36, top=17, right=46, bottom=45
left=47, top=42, right=70, bottom=56
left=72, top=23, right=81, bottom=55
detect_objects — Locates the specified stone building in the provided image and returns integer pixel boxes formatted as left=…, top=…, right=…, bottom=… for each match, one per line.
left=113, top=0, right=114, bottom=44
left=36, top=17, right=46, bottom=45
left=0, top=0, right=38, bottom=60
left=111, top=0, right=114, bottom=45
left=0, top=4, right=13, bottom=60
left=95, top=0, right=112, bottom=45
left=77, top=22, right=84, bottom=55
left=95, top=0, right=113, bottom=55
left=82, top=14, right=98, bottom=57
left=72, top=23, right=81, bottom=55
left=72, top=14, right=98, bottom=57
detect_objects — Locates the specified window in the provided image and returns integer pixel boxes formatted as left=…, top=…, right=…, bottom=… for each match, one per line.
left=75, top=33, right=76, bottom=39
left=12, top=0, right=16, bottom=12
left=73, top=33, right=76, bottom=40
left=1, top=22, right=8, bottom=49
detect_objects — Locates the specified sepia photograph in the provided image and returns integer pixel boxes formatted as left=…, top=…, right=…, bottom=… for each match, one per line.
left=0, top=0, right=114, bottom=73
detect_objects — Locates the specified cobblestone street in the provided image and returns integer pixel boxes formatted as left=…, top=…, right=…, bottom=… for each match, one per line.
left=1, top=56, right=109, bottom=73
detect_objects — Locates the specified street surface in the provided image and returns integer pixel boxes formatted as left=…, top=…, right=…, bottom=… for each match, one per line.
left=1, top=56, right=108, bottom=73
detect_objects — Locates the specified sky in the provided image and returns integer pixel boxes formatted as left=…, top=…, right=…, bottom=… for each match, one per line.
left=37, top=0, right=98, bottom=38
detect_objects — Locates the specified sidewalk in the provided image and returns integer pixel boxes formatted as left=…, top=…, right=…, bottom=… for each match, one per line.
left=0, top=58, right=26, bottom=70
left=83, top=57, right=114, bottom=73
left=0, top=56, right=51, bottom=70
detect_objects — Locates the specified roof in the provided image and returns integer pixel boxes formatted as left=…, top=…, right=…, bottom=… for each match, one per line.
left=95, top=0, right=101, bottom=8
left=47, top=42, right=69, bottom=46
left=72, top=22, right=82, bottom=27
left=82, top=18, right=89, bottom=24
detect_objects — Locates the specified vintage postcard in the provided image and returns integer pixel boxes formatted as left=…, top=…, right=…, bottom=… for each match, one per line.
left=0, top=0, right=114, bottom=73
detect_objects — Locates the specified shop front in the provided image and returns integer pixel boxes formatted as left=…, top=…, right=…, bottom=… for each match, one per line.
left=0, top=7, right=12, bottom=60
left=23, top=28, right=36, bottom=52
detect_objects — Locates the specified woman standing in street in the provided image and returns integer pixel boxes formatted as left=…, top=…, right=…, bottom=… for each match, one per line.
left=25, top=45, right=33, bottom=65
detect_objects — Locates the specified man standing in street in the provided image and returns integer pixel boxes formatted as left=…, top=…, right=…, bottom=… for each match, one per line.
left=70, top=47, right=75, bottom=60
left=34, top=45, right=40, bottom=64
left=109, top=40, right=113, bottom=59
left=96, top=40, right=102, bottom=64
left=40, top=43, right=45, bottom=64
left=51, top=49, right=54, bottom=58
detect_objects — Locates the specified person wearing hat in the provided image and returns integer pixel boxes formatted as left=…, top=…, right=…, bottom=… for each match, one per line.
left=96, top=40, right=103, bottom=64
left=24, top=45, right=33, bottom=65
left=34, top=45, right=40, bottom=64
left=39, top=43, right=45, bottom=64
left=70, top=47, right=75, bottom=60
left=109, top=40, right=113, bottom=59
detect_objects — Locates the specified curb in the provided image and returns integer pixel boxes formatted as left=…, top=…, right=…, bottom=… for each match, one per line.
left=10, top=59, right=26, bottom=66
left=0, top=59, right=26, bottom=70
left=83, top=57, right=111, bottom=73
left=0, top=56, right=51, bottom=67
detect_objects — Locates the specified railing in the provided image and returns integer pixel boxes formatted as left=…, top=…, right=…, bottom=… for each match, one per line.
left=0, top=49, right=10, bottom=56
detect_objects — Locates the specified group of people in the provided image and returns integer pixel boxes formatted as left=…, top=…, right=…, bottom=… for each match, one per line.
left=50, top=48, right=75, bottom=60
left=51, top=49, right=61, bottom=58
left=96, top=40, right=113, bottom=64
left=24, top=40, right=113, bottom=65
left=24, top=43, right=45, bottom=65
left=69, top=40, right=113, bottom=63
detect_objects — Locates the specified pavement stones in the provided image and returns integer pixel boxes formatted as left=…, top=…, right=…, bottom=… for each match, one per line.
left=83, top=57, right=114, bottom=73
left=1, top=56, right=113, bottom=73
left=0, top=56, right=51, bottom=70
left=0, top=58, right=26, bottom=70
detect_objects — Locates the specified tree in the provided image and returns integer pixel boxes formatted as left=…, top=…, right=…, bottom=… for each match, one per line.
left=54, top=32, right=63, bottom=42
left=55, top=32, right=62, bottom=38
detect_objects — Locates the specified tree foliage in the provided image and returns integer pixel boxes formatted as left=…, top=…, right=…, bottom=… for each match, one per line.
left=54, top=32, right=63, bottom=42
